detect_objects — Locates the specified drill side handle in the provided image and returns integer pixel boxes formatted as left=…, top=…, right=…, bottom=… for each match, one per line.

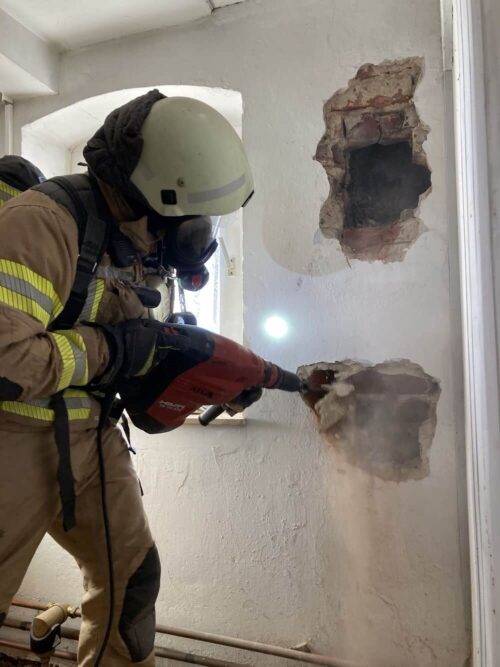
left=199, top=404, right=226, bottom=426
left=199, top=370, right=304, bottom=426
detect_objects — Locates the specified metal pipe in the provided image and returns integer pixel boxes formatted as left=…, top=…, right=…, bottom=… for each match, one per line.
left=4, top=618, right=247, bottom=667
left=155, top=624, right=358, bottom=667
left=4, top=617, right=79, bottom=641
left=1, top=94, right=13, bottom=155
left=11, top=599, right=359, bottom=667
left=12, top=599, right=79, bottom=616
left=154, top=646, right=247, bottom=666
left=0, top=638, right=77, bottom=662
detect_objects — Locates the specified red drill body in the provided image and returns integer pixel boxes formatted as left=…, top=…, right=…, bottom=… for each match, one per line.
left=119, top=323, right=302, bottom=433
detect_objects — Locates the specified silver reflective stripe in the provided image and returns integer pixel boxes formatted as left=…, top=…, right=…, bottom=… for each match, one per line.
left=187, top=173, right=246, bottom=204
left=67, top=396, right=92, bottom=409
left=96, top=266, right=136, bottom=281
left=0, top=272, right=53, bottom=314
left=72, top=345, right=87, bottom=385
left=25, top=398, right=51, bottom=408
left=79, top=278, right=98, bottom=322
left=26, top=396, right=91, bottom=409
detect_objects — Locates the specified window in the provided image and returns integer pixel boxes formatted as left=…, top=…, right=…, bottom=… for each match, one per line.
left=171, top=208, right=242, bottom=340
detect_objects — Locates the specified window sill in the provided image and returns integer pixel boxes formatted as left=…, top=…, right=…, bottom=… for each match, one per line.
left=184, top=412, right=246, bottom=427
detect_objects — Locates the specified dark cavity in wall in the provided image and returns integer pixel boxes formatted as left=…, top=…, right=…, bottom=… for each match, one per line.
left=298, top=360, right=441, bottom=482
left=315, top=57, right=432, bottom=262
left=346, top=142, right=431, bottom=228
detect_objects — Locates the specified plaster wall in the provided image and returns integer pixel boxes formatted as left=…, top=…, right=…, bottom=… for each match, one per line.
left=11, top=1, right=469, bottom=665
left=21, top=130, right=68, bottom=177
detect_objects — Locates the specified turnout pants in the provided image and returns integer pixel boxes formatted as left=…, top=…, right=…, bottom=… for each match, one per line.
left=0, top=422, right=160, bottom=666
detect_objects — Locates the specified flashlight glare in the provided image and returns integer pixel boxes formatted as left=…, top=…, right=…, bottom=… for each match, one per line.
left=264, top=315, right=288, bottom=339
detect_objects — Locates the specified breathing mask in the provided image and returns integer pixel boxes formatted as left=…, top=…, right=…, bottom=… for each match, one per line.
left=162, top=215, right=220, bottom=271
left=144, top=214, right=220, bottom=291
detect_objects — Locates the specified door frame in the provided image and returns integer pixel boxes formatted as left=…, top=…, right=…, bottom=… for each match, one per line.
left=453, top=0, right=500, bottom=664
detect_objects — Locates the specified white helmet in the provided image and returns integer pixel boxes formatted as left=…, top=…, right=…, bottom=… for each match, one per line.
left=130, top=97, right=254, bottom=217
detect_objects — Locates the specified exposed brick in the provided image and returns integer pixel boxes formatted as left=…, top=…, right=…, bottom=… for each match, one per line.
left=378, top=110, right=406, bottom=134
left=344, top=114, right=381, bottom=145
left=329, top=73, right=416, bottom=111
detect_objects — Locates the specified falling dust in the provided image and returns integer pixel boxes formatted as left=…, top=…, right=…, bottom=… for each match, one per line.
left=298, top=360, right=441, bottom=482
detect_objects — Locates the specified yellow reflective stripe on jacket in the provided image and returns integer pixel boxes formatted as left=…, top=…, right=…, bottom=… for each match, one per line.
left=0, top=389, right=92, bottom=422
left=52, top=330, right=89, bottom=390
left=0, top=180, right=21, bottom=206
left=79, top=278, right=105, bottom=322
left=0, top=259, right=63, bottom=325
left=135, top=343, right=156, bottom=377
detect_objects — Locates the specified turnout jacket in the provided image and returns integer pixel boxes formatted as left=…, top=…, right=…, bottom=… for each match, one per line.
left=0, top=183, right=163, bottom=430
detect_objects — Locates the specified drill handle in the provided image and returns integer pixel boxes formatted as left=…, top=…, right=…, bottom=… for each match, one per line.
left=199, top=404, right=226, bottom=426
left=199, top=368, right=303, bottom=426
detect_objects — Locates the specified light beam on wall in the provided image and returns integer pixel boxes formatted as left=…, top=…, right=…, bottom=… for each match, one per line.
left=264, top=315, right=288, bottom=339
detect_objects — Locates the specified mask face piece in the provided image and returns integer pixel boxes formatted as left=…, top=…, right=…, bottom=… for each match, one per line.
left=142, top=213, right=220, bottom=293
left=156, top=215, right=219, bottom=272
left=175, top=217, right=217, bottom=265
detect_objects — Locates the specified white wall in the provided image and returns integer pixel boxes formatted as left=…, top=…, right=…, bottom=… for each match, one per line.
left=21, top=129, right=69, bottom=177
left=12, top=1, right=470, bottom=665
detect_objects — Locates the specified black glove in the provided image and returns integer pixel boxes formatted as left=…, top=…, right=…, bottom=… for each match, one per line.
left=94, top=319, right=162, bottom=387
left=225, top=387, right=263, bottom=415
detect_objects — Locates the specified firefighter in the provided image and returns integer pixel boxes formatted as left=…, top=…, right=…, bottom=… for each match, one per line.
left=0, top=91, right=253, bottom=666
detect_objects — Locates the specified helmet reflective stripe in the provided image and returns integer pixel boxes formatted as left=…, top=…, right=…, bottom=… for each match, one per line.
left=130, top=97, right=254, bottom=217
left=187, top=174, right=246, bottom=205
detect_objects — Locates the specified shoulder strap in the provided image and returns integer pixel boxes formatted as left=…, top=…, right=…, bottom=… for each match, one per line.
left=34, top=174, right=110, bottom=330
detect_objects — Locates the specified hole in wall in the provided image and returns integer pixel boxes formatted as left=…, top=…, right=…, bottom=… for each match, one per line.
left=298, top=360, right=441, bottom=482
left=315, top=57, right=431, bottom=262
left=345, top=142, right=432, bottom=229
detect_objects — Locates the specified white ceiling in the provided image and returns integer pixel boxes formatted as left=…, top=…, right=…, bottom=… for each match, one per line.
left=0, top=0, right=244, bottom=51
left=0, top=52, right=51, bottom=98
